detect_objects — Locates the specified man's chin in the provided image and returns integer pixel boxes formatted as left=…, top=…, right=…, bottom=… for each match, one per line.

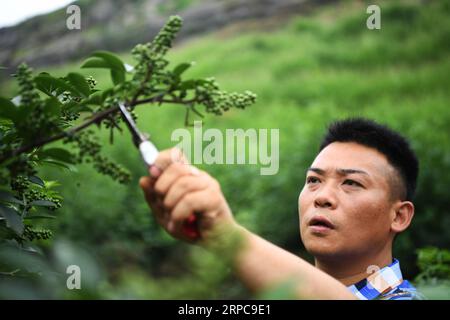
left=303, top=236, right=339, bottom=257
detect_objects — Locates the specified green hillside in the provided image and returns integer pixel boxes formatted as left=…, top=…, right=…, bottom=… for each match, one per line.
left=1, top=0, right=449, bottom=299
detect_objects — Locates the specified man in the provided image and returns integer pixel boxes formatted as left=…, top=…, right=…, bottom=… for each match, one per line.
left=139, top=118, right=422, bottom=300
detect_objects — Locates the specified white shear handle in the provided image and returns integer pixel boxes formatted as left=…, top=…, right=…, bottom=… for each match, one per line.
left=139, top=140, right=159, bottom=166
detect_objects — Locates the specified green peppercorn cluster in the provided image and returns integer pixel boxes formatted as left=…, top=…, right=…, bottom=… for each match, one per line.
left=61, top=109, right=81, bottom=122
left=9, top=176, right=62, bottom=216
left=14, top=64, right=61, bottom=140
left=15, top=65, right=45, bottom=134
left=130, top=16, right=182, bottom=98
left=65, top=130, right=101, bottom=161
left=93, top=154, right=132, bottom=184
left=60, top=90, right=81, bottom=122
left=61, top=96, right=81, bottom=123
left=86, top=76, right=98, bottom=90
left=22, top=225, right=53, bottom=241
left=132, top=15, right=182, bottom=63
left=59, top=76, right=98, bottom=123
left=128, top=16, right=256, bottom=123
left=15, top=63, right=40, bottom=107
left=8, top=155, right=36, bottom=194
left=64, top=130, right=131, bottom=184
left=151, top=15, right=182, bottom=56
left=25, top=189, right=62, bottom=211
left=10, top=174, right=30, bottom=193
left=196, top=78, right=257, bottom=115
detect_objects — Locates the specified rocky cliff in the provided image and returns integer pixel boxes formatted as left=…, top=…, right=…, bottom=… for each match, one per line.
left=0, top=0, right=337, bottom=71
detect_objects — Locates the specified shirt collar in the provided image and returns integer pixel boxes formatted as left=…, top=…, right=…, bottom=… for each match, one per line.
left=347, top=259, right=404, bottom=300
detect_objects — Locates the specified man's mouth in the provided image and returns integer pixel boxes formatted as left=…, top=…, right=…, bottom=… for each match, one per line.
left=308, top=216, right=335, bottom=233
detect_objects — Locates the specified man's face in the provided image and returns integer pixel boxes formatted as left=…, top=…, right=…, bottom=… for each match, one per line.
left=299, top=142, right=397, bottom=260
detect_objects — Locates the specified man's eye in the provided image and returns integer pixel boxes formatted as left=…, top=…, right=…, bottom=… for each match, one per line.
left=343, top=179, right=363, bottom=187
left=307, top=177, right=320, bottom=184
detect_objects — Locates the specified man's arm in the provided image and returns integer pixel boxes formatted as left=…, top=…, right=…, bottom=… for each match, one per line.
left=139, top=148, right=355, bottom=299
left=229, top=226, right=354, bottom=299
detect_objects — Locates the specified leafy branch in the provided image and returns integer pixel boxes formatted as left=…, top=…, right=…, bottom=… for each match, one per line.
left=0, top=15, right=256, bottom=270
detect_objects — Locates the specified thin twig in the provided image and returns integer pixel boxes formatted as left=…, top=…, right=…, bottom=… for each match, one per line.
left=184, top=107, right=190, bottom=126
left=0, top=269, right=20, bottom=276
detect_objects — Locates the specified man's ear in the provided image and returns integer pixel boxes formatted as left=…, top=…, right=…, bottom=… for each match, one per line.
left=391, top=201, right=414, bottom=233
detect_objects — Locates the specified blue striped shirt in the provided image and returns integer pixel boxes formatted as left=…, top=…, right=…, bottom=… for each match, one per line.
left=347, top=259, right=424, bottom=300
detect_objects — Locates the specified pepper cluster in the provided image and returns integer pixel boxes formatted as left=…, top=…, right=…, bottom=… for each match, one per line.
left=22, top=225, right=53, bottom=241
left=195, top=78, right=257, bottom=115
left=64, top=130, right=131, bottom=184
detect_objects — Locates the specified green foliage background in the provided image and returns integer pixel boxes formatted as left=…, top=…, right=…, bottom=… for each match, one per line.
left=1, top=0, right=449, bottom=299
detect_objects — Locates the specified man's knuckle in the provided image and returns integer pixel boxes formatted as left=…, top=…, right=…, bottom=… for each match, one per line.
left=178, top=177, right=192, bottom=189
left=154, top=183, right=165, bottom=195
left=183, top=194, right=196, bottom=207
left=208, top=178, right=221, bottom=190
left=174, top=162, right=188, bottom=172
left=163, top=197, right=172, bottom=209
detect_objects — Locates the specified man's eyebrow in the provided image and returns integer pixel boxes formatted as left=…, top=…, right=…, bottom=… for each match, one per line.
left=336, top=168, right=369, bottom=176
left=306, top=167, right=369, bottom=176
left=307, top=167, right=325, bottom=175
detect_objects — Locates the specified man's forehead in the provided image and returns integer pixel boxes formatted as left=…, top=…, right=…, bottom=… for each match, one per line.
left=310, top=142, right=390, bottom=175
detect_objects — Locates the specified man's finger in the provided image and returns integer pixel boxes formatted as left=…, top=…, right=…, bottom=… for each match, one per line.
left=139, top=176, right=166, bottom=223
left=163, top=175, right=209, bottom=209
left=139, top=176, right=155, bottom=202
left=154, top=163, right=200, bottom=195
left=170, top=190, right=219, bottom=223
left=152, top=148, right=189, bottom=177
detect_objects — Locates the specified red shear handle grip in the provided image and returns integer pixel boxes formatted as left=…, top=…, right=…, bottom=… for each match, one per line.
left=182, top=213, right=201, bottom=240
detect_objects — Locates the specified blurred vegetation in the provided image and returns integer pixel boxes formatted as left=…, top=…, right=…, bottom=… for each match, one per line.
left=415, top=247, right=450, bottom=299
left=1, top=0, right=450, bottom=299
left=157, top=0, right=203, bottom=14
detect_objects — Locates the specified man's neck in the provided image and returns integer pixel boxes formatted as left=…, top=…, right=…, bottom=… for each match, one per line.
left=314, top=249, right=393, bottom=287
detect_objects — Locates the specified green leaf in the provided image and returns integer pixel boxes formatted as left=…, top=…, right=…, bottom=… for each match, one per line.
left=43, top=97, right=62, bottom=117
left=111, top=69, right=125, bottom=85
left=173, top=62, right=192, bottom=77
left=29, top=200, right=56, bottom=207
left=179, top=80, right=197, bottom=90
left=14, top=102, right=33, bottom=124
left=195, top=79, right=210, bottom=85
left=0, top=190, right=24, bottom=205
left=40, top=148, right=74, bottom=164
left=92, top=51, right=126, bottom=73
left=83, top=91, right=104, bottom=106
left=34, top=75, right=81, bottom=97
left=29, top=176, right=45, bottom=187
left=72, top=104, right=93, bottom=113
left=101, top=88, right=114, bottom=100
left=0, top=204, right=24, bottom=235
left=0, top=97, right=18, bottom=122
left=43, top=180, right=61, bottom=189
left=66, top=73, right=91, bottom=97
left=40, top=160, right=78, bottom=172
left=81, top=57, right=111, bottom=69
left=24, top=215, right=56, bottom=220
left=62, top=101, right=92, bottom=113
left=82, top=51, right=126, bottom=85
left=75, top=105, right=93, bottom=113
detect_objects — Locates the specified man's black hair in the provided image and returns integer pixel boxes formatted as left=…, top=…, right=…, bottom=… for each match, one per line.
left=319, top=118, right=419, bottom=201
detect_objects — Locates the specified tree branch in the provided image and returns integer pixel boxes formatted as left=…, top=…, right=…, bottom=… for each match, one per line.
left=0, top=93, right=178, bottom=164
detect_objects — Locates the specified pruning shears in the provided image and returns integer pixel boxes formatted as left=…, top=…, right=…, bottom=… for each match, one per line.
left=118, top=102, right=201, bottom=241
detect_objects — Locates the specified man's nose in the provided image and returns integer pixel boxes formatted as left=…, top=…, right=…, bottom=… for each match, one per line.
left=313, top=184, right=337, bottom=209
